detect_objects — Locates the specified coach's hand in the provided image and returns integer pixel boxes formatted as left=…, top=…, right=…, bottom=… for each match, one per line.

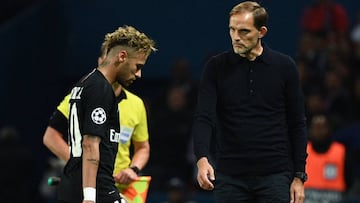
left=290, top=178, right=305, bottom=203
left=196, top=157, right=215, bottom=191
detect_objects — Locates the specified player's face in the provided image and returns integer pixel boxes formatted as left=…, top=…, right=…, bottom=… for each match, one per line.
left=229, top=12, right=261, bottom=56
left=117, top=52, right=148, bottom=87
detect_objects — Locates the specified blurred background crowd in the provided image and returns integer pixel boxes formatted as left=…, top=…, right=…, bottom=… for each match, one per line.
left=1, top=0, right=360, bottom=202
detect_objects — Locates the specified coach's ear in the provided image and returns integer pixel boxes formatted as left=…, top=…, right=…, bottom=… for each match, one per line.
left=258, top=26, right=268, bottom=38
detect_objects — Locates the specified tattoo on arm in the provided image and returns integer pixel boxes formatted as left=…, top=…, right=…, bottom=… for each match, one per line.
left=86, top=158, right=99, bottom=165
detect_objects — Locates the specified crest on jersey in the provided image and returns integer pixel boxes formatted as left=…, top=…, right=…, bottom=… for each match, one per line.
left=91, top=107, right=106, bottom=124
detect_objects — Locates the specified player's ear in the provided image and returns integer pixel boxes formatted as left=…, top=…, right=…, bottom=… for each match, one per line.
left=118, top=50, right=128, bottom=62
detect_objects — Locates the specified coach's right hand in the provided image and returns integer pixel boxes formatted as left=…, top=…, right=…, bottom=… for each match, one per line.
left=196, top=157, right=215, bottom=191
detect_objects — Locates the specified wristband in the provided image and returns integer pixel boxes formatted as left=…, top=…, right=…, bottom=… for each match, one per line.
left=129, top=165, right=140, bottom=175
left=83, top=187, right=96, bottom=202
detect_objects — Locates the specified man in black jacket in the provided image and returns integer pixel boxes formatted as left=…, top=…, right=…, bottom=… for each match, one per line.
left=191, top=1, right=308, bottom=202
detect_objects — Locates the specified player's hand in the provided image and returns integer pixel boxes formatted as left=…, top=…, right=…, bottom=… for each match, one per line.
left=196, top=157, right=215, bottom=191
left=83, top=201, right=95, bottom=203
left=113, top=168, right=137, bottom=184
left=290, top=178, right=305, bottom=203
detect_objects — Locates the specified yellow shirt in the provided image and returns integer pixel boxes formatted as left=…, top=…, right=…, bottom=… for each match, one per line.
left=56, top=88, right=149, bottom=172
left=114, top=88, right=149, bottom=173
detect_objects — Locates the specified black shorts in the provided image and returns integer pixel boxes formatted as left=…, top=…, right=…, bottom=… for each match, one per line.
left=57, top=163, right=122, bottom=203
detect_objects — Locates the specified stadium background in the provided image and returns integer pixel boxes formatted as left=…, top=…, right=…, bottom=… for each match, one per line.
left=0, top=0, right=359, bottom=202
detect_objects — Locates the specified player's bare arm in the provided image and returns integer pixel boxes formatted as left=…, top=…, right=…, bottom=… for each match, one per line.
left=82, top=134, right=101, bottom=198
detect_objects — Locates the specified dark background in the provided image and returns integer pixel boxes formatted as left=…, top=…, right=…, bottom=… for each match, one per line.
left=0, top=0, right=359, bottom=202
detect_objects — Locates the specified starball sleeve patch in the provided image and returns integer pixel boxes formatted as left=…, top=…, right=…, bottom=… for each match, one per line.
left=91, top=107, right=107, bottom=124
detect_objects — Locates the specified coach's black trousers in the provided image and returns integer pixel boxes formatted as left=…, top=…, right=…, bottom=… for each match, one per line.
left=214, top=171, right=292, bottom=203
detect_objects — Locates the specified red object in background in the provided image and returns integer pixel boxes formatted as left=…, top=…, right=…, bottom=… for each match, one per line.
left=301, top=1, right=349, bottom=35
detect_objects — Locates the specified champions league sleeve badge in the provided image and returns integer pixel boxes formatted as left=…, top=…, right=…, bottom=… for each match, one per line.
left=91, top=107, right=107, bottom=124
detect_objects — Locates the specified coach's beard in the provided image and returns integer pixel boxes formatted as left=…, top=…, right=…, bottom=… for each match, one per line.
left=235, top=38, right=261, bottom=58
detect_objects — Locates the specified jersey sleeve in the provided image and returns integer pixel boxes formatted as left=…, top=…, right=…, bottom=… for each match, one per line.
left=57, top=94, right=71, bottom=119
left=81, top=83, right=117, bottom=139
left=48, top=109, right=68, bottom=141
left=48, top=94, right=71, bottom=139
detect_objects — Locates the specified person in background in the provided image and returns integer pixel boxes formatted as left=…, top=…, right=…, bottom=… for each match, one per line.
left=43, top=25, right=156, bottom=203
left=305, top=114, right=353, bottom=203
left=162, top=177, right=197, bottom=203
left=149, top=85, right=194, bottom=191
left=0, top=126, right=34, bottom=202
left=191, top=1, right=308, bottom=202
left=43, top=31, right=153, bottom=203
left=300, top=0, right=349, bottom=42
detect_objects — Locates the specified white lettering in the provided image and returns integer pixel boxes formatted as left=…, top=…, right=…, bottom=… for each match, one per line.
left=109, top=129, right=121, bottom=143
left=69, top=103, right=82, bottom=157
left=70, top=87, right=84, bottom=100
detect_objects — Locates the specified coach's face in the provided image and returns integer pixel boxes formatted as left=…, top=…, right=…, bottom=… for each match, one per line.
left=229, top=12, right=265, bottom=56
left=116, top=51, right=147, bottom=87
